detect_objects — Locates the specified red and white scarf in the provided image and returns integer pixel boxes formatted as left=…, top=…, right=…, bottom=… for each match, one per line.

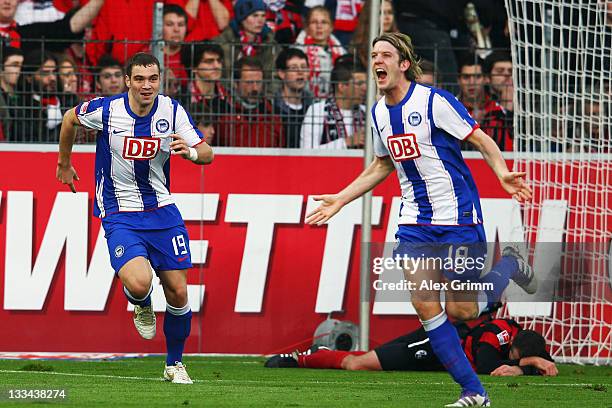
left=239, top=31, right=263, bottom=57
left=300, top=32, right=346, bottom=97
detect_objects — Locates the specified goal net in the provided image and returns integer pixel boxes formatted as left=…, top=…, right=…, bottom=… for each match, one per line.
left=503, top=0, right=611, bottom=364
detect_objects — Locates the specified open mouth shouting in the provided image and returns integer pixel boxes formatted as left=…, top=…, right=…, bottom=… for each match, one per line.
left=375, top=68, right=388, bottom=82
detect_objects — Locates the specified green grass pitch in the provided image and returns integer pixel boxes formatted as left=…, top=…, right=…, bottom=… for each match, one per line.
left=0, top=357, right=610, bottom=407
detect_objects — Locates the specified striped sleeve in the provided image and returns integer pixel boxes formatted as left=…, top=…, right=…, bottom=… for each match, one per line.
left=75, top=97, right=105, bottom=131
left=371, top=105, right=389, bottom=157
left=432, top=90, right=479, bottom=140
left=174, top=102, right=204, bottom=147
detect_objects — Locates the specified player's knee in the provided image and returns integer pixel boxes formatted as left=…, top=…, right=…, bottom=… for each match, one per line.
left=123, top=276, right=152, bottom=299
left=446, top=303, right=478, bottom=321
left=165, top=284, right=188, bottom=306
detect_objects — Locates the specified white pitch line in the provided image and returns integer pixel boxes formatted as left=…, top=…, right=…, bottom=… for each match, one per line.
left=0, top=370, right=600, bottom=388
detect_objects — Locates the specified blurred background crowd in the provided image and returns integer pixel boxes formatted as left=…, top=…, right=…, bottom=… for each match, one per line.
left=0, top=0, right=544, bottom=150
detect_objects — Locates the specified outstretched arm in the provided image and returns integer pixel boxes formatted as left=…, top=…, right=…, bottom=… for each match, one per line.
left=306, top=155, right=395, bottom=225
left=57, top=108, right=81, bottom=193
left=467, top=128, right=532, bottom=202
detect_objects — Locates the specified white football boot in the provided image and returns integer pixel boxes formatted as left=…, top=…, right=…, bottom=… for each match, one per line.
left=445, top=391, right=491, bottom=407
left=133, top=304, right=156, bottom=340
left=164, top=362, right=193, bottom=384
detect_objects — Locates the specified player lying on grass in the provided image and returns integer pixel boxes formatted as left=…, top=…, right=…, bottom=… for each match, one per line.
left=266, top=318, right=558, bottom=377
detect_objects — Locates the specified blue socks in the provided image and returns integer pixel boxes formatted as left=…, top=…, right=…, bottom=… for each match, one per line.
left=422, top=311, right=485, bottom=395
left=123, top=284, right=153, bottom=307
left=480, top=255, right=518, bottom=309
left=164, top=302, right=192, bottom=366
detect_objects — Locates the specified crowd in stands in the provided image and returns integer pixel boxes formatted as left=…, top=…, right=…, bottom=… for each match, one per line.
left=0, top=0, right=526, bottom=150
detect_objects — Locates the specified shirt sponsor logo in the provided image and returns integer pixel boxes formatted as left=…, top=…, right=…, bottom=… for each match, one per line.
left=497, top=330, right=510, bottom=345
left=122, top=137, right=160, bottom=160
left=387, top=133, right=421, bottom=161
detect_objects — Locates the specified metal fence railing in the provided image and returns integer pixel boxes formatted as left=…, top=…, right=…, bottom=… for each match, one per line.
left=0, top=39, right=515, bottom=150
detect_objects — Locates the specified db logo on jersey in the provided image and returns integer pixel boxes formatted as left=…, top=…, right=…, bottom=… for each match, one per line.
left=387, top=134, right=421, bottom=161
left=122, top=137, right=160, bottom=160
left=497, top=330, right=510, bottom=345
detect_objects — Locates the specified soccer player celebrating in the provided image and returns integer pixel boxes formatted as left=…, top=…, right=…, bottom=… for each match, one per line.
left=306, top=33, right=533, bottom=407
left=56, top=53, right=213, bottom=384
left=266, top=318, right=558, bottom=377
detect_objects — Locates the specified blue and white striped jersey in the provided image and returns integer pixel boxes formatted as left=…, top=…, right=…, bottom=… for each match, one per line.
left=76, top=93, right=203, bottom=224
left=371, top=82, right=483, bottom=226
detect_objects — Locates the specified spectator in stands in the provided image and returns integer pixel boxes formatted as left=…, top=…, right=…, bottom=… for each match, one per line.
left=300, top=59, right=366, bottom=148
left=350, top=0, right=398, bottom=68
left=163, top=67, right=181, bottom=99
left=265, top=0, right=304, bottom=44
left=304, top=0, right=363, bottom=45
left=457, top=55, right=486, bottom=122
left=0, top=0, right=103, bottom=54
left=472, top=0, right=510, bottom=50
left=59, top=54, right=91, bottom=143
left=60, top=39, right=93, bottom=99
left=294, top=6, right=346, bottom=98
left=483, top=50, right=513, bottom=112
left=553, top=96, right=605, bottom=154
left=167, top=0, right=232, bottom=42
left=95, top=55, right=124, bottom=96
left=163, top=4, right=189, bottom=88
left=418, top=59, right=438, bottom=86
left=57, top=56, right=79, bottom=107
left=393, top=0, right=471, bottom=90
left=58, top=57, right=77, bottom=94
left=87, top=0, right=156, bottom=65
left=214, top=56, right=284, bottom=147
left=215, top=0, right=279, bottom=80
left=274, top=48, right=313, bottom=148
left=11, top=50, right=63, bottom=142
left=457, top=54, right=513, bottom=151
left=0, top=46, right=23, bottom=141
left=186, top=42, right=228, bottom=143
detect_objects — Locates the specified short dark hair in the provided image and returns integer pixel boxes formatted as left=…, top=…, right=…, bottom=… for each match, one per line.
left=511, top=330, right=548, bottom=359
left=183, top=42, right=224, bottom=69
left=330, top=57, right=365, bottom=93
left=419, top=59, right=436, bottom=76
left=125, top=52, right=161, bottom=77
left=233, top=56, right=263, bottom=81
left=163, top=4, right=188, bottom=22
left=483, top=50, right=512, bottom=74
left=96, top=54, right=122, bottom=75
left=276, top=48, right=308, bottom=70
left=457, top=52, right=484, bottom=72
left=1, top=46, right=23, bottom=67
left=22, top=49, right=56, bottom=74
left=418, top=59, right=439, bottom=84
